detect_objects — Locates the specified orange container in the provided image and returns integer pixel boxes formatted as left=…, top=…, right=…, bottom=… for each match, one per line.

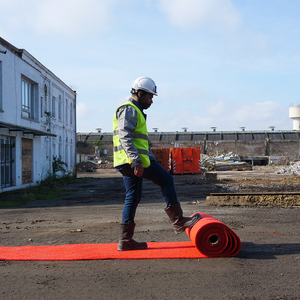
left=151, top=148, right=171, bottom=172
left=171, top=147, right=201, bottom=174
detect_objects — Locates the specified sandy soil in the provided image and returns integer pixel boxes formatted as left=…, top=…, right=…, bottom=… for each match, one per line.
left=0, top=166, right=300, bottom=300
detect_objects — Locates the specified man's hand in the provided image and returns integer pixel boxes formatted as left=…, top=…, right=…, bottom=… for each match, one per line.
left=134, top=164, right=144, bottom=177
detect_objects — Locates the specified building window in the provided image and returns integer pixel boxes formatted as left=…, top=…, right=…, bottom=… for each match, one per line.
left=52, top=96, right=56, bottom=117
left=44, top=84, right=48, bottom=113
left=22, top=77, right=36, bottom=119
left=59, top=136, right=62, bottom=158
left=70, top=102, right=73, bottom=125
left=41, top=96, right=43, bottom=117
left=1, top=137, right=15, bottom=188
left=53, top=140, right=56, bottom=157
left=66, top=99, right=68, bottom=124
left=70, top=138, right=73, bottom=169
left=65, top=136, right=68, bottom=167
left=0, top=61, right=2, bottom=111
left=58, top=95, right=62, bottom=120
left=45, top=138, right=49, bottom=159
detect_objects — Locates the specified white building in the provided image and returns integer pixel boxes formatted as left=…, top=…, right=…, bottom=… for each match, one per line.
left=0, top=37, right=76, bottom=192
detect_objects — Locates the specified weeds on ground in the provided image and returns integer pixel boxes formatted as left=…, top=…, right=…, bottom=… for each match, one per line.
left=0, top=173, right=77, bottom=208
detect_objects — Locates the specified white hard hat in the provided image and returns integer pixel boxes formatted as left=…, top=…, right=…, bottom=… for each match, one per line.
left=131, top=76, right=158, bottom=96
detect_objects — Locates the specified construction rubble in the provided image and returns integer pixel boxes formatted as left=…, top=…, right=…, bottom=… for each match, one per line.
left=76, top=160, right=114, bottom=172
left=276, top=161, right=300, bottom=175
left=201, top=152, right=252, bottom=171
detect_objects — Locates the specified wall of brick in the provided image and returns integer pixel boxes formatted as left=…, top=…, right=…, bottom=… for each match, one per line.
left=270, top=140, right=300, bottom=157
left=151, top=139, right=300, bottom=160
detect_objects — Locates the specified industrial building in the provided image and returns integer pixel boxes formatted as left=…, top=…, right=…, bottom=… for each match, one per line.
left=77, top=129, right=300, bottom=166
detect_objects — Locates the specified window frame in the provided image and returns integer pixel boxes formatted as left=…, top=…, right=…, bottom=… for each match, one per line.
left=65, top=99, right=68, bottom=124
left=21, top=76, right=37, bottom=120
left=1, top=137, right=15, bottom=188
left=52, top=96, right=56, bottom=118
left=70, top=102, right=73, bottom=125
left=58, top=95, right=62, bottom=120
left=0, top=61, right=3, bottom=112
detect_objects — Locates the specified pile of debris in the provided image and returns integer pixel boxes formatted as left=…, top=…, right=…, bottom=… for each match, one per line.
left=201, top=152, right=252, bottom=171
left=211, top=161, right=252, bottom=171
left=76, top=160, right=114, bottom=172
left=76, top=161, right=99, bottom=172
left=202, top=152, right=241, bottom=164
left=97, top=161, right=114, bottom=169
left=276, top=161, right=300, bottom=175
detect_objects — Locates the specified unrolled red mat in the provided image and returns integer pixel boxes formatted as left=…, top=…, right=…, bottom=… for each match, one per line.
left=0, top=213, right=241, bottom=261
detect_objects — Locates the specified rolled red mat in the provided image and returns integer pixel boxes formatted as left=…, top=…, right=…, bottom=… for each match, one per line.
left=0, top=213, right=241, bottom=260
left=185, top=212, right=241, bottom=257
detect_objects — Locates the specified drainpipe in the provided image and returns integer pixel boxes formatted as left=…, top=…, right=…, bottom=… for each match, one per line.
left=73, top=93, right=77, bottom=177
left=49, top=88, right=52, bottom=174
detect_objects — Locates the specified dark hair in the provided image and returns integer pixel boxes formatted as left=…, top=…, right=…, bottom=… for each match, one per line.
left=131, top=89, right=145, bottom=98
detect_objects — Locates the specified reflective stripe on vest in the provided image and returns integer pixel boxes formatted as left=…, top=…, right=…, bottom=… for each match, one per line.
left=113, top=101, right=150, bottom=168
left=113, top=130, right=149, bottom=141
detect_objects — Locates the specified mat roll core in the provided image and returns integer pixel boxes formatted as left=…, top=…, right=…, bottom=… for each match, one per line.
left=186, top=212, right=241, bottom=257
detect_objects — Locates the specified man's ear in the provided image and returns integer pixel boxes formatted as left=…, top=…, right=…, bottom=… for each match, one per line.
left=138, top=91, right=143, bottom=98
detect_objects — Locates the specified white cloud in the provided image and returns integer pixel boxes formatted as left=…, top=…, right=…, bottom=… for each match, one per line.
left=147, top=98, right=290, bottom=132
left=76, top=102, right=89, bottom=119
left=36, top=0, right=116, bottom=36
left=204, top=99, right=289, bottom=131
left=157, top=0, right=242, bottom=33
left=75, top=96, right=291, bottom=133
left=0, top=0, right=116, bottom=36
left=76, top=101, right=109, bottom=132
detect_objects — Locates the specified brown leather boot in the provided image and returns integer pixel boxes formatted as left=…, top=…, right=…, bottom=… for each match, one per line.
left=117, top=222, right=147, bottom=251
left=165, top=202, right=201, bottom=234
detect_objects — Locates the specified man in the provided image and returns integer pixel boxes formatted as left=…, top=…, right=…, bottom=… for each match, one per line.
left=113, top=76, right=201, bottom=251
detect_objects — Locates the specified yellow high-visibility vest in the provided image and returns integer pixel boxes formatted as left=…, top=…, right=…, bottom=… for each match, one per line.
left=113, top=101, right=150, bottom=168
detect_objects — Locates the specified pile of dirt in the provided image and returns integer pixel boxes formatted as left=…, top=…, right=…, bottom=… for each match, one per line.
left=97, top=161, right=114, bottom=169
left=218, top=176, right=300, bottom=186
left=206, top=193, right=300, bottom=208
left=76, top=161, right=98, bottom=172
left=76, top=161, right=114, bottom=172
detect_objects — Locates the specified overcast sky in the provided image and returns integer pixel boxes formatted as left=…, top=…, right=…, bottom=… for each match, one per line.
left=1, top=0, right=299, bottom=133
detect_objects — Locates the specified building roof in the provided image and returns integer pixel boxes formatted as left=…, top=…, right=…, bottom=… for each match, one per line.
left=0, top=37, right=76, bottom=96
left=77, top=130, right=300, bottom=142
left=0, top=37, right=23, bottom=57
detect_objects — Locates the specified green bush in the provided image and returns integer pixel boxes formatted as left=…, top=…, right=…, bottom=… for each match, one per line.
left=52, top=155, right=68, bottom=174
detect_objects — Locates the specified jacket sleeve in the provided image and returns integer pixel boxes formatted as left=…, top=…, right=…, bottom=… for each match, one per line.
left=116, top=105, right=143, bottom=167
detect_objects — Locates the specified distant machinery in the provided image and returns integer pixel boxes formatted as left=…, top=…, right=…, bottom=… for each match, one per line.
left=289, top=105, right=300, bottom=130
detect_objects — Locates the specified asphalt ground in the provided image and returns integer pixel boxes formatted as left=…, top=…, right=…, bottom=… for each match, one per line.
left=0, top=166, right=299, bottom=300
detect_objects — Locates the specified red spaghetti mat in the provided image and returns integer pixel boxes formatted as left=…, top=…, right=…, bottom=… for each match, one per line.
left=0, top=242, right=204, bottom=261
left=0, top=213, right=241, bottom=261
left=186, top=213, right=241, bottom=257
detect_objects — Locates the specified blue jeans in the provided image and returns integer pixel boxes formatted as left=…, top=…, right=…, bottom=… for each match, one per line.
left=119, top=160, right=178, bottom=223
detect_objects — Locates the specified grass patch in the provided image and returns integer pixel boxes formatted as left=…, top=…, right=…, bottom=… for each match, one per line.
left=0, top=191, right=34, bottom=207
left=0, top=174, right=77, bottom=208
